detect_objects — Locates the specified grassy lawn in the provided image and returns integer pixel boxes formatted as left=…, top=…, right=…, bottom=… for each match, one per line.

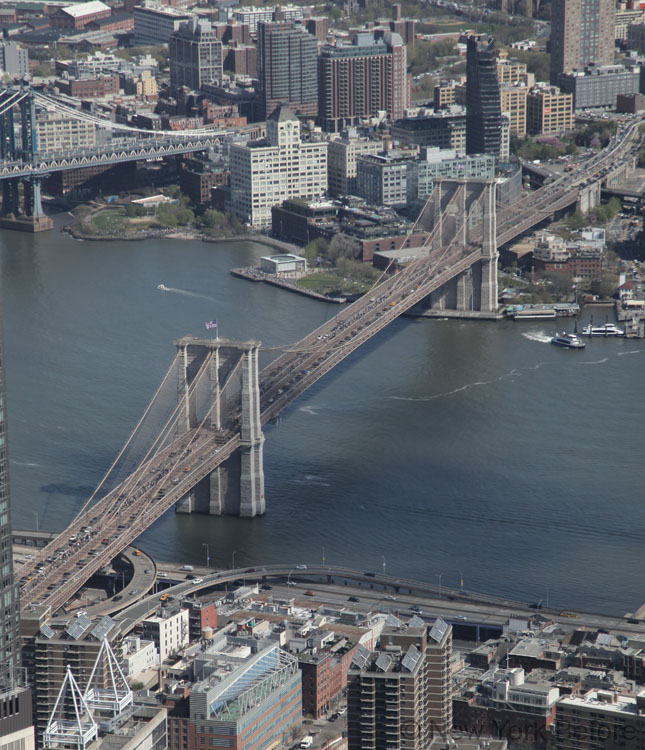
left=296, top=269, right=379, bottom=296
left=90, top=209, right=127, bottom=233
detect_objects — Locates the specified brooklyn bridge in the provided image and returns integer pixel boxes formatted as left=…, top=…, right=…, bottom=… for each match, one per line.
left=9, top=90, right=642, bottom=617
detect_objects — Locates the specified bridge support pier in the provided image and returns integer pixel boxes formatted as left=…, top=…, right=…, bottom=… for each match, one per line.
left=174, top=336, right=265, bottom=518
left=413, top=179, right=499, bottom=318
left=1, top=179, right=19, bottom=217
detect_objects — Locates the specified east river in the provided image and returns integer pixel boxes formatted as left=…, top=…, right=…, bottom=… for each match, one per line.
left=2, top=216, right=645, bottom=616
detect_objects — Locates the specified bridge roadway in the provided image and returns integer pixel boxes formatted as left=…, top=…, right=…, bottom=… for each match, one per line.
left=110, top=564, right=645, bottom=639
left=18, top=120, right=644, bottom=616
left=0, top=133, right=231, bottom=180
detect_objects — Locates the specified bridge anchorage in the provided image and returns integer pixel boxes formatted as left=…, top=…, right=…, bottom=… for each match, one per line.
left=0, top=88, right=53, bottom=231
left=174, top=336, right=265, bottom=518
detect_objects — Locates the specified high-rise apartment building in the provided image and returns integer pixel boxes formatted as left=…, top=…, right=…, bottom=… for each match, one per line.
left=169, top=18, right=223, bottom=92
left=466, top=35, right=503, bottom=157
left=318, top=31, right=409, bottom=133
left=228, top=105, right=327, bottom=226
left=257, top=21, right=318, bottom=120
left=550, top=0, right=615, bottom=83
left=347, top=618, right=453, bottom=749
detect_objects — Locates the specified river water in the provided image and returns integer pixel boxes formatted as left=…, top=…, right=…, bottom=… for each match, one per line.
left=2, top=217, right=644, bottom=616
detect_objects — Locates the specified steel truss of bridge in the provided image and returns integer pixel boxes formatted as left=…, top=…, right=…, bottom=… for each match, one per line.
left=0, top=86, right=230, bottom=223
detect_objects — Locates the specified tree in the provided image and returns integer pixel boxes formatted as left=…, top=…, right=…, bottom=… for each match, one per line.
left=567, top=210, right=586, bottom=230
left=125, top=203, right=137, bottom=218
left=176, top=207, right=194, bottom=226
left=156, top=205, right=177, bottom=227
left=589, top=272, right=618, bottom=299
left=327, top=235, right=361, bottom=262
left=303, top=238, right=328, bottom=261
left=202, top=209, right=227, bottom=229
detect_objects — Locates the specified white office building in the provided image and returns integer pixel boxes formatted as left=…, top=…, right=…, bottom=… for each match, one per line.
left=228, top=104, right=327, bottom=227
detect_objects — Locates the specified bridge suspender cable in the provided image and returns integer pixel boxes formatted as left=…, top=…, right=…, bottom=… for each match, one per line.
left=68, top=353, right=181, bottom=524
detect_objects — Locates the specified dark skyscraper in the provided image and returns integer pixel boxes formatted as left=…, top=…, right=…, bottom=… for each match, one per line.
left=466, top=34, right=503, bottom=157
left=257, top=22, right=318, bottom=120
left=0, top=285, right=20, bottom=681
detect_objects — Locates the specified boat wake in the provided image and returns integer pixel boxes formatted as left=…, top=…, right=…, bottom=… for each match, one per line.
left=389, top=362, right=549, bottom=402
left=293, top=474, right=331, bottom=487
left=521, top=331, right=552, bottom=344
left=157, top=285, right=218, bottom=303
left=577, top=357, right=608, bottom=365
left=618, top=349, right=644, bottom=356
left=298, top=406, right=318, bottom=416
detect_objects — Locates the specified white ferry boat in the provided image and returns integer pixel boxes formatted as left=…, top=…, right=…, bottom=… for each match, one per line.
left=581, top=323, right=625, bottom=337
left=551, top=332, right=586, bottom=349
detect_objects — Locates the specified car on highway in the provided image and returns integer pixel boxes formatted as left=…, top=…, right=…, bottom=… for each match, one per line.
left=192, top=578, right=203, bottom=584
left=261, top=584, right=272, bottom=590
left=348, top=596, right=360, bottom=602
left=144, top=568, right=152, bottom=574
left=385, top=595, right=397, bottom=600
left=411, top=605, right=422, bottom=613
left=296, top=564, right=307, bottom=570
left=454, top=615, right=467, bottom=620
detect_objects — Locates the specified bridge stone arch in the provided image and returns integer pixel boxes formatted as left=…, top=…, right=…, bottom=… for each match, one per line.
left=174, top=336, right=265, bottom=518
left=415, top=179, right=498, bottom=316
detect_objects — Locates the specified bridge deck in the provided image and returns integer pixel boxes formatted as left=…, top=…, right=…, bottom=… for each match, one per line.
left=18, top=119, right=644, bottom=616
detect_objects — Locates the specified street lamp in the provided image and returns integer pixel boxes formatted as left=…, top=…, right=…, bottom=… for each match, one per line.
left=436, top=573, right=443, bottom=600
left=32, top=511, right=39, bottom=532
left=382, top=556, right=386, bottom=575
left=231, top=550, right=237, bottom=569
left=202, top=543, right=210, bottom=569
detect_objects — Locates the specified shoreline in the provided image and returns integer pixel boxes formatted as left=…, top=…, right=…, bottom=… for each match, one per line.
left=64, top=218, right=302, bottom=253
left=231, top=267, right=347, bottom=304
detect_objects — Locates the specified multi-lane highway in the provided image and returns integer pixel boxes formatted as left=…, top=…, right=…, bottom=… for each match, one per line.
left=110, top=564, right=645, bottom=640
